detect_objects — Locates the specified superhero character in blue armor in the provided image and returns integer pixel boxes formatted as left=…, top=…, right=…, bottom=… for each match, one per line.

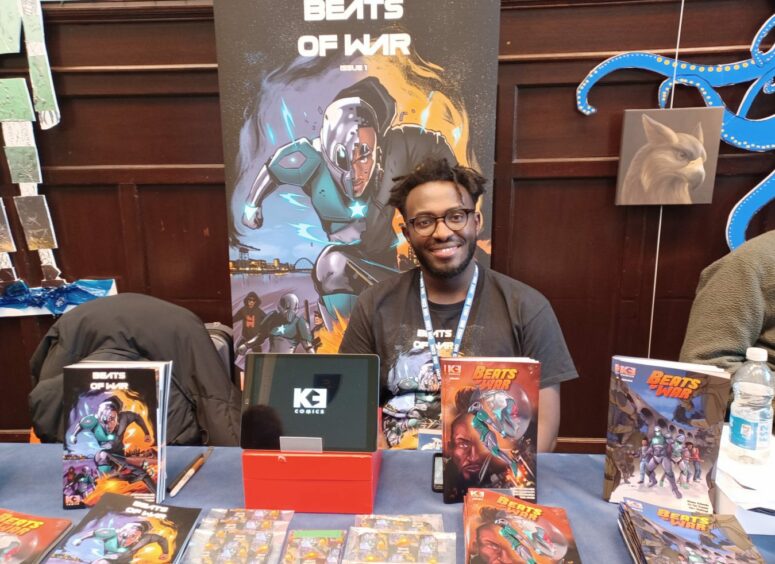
left=493, top=518, right=537, bottom=564
left=468, top=401, right=520, bottom=481
left=71, top=396, right=152, bottom=475
left=72, top=520, right=169, bottom=564
left=241, top=77, right=455, bottom=326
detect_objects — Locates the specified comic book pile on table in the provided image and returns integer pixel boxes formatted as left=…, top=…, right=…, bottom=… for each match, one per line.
left=0, top=508, right=71, bottom=564
left=183, top=508, right=293, bottom=564
left=441, top=357, right=540, bottom=503
left=463, top=488, right=582, bottom=564
left=46, top=493, right=200, bottom=564
left=62, top=361, right=173, bottom=508
left=618, top=498, right=764, bottom=564
left=605, top=356, right=730, bottom=513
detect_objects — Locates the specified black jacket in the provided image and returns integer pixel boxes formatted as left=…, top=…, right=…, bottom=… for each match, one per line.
left=29, top=293, right=241, bottom=445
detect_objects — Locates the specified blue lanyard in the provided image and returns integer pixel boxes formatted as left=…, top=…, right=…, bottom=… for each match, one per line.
left=419, top=264, right=479, bottom=377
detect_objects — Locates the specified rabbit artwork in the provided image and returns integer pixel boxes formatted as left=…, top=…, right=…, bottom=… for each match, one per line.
left=618, top=114, right=708, bottom=205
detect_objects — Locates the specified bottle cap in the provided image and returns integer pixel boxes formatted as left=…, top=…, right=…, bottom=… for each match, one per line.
left=745, top=347, right=768, bottom=362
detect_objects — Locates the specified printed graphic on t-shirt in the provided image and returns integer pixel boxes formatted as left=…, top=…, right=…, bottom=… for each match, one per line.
left=382, top=327, right=460, bottom=448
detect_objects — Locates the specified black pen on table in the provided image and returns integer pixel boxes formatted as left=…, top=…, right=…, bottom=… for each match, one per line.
left=168, top=446, right=213, bottom=497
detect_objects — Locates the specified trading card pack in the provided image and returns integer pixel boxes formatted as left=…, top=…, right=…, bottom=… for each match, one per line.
left=464, top=489, right=582, bottom=564
left=281, top=530, right=346, bottom=563
left=342, top=528, right=456, bottom=563
left=183, top=508, right=293, bottom=564
left=441, top=357, right=540, bottom=503
left=353, top=514, right=444, bottom=532
left=605, top=356, right=730, bottom=513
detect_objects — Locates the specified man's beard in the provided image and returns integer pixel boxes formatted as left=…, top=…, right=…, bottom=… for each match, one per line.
left=414, top=238, right=476, bottom=279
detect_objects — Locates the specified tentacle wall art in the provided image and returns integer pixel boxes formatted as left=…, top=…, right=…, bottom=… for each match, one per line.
left=576, top=15, right=775, bottom=250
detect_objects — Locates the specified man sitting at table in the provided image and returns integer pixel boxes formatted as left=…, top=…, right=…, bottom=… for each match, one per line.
left=339, top=158, right=578, bottom=451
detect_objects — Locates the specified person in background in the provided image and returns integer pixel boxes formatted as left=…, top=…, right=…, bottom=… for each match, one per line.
left=680, top=230, right=775, bottom=373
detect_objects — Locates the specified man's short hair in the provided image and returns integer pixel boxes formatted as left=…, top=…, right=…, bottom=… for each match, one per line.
left=388, top=158, right=487, bottom=217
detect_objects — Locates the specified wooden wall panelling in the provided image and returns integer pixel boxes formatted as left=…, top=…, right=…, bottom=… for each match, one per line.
left=138, top=184, right=231, bottom=323
left=496, top=1, right=775, bottom=450
left=0, top=6, right=229, bottom=438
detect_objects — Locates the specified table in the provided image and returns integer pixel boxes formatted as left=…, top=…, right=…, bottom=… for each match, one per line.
left=1, top=445, right=772, bottom=562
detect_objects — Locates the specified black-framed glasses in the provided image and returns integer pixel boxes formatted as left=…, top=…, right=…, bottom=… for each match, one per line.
left=406, top=208, right=475, bottom=236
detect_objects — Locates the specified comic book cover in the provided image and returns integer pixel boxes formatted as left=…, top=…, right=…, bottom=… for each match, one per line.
left=618, top=498, right=764, bottom=564
left=0, top=508, right=71, bottom=564
left=441, top=357, right=539, bottom=503
left=212, top=0, right=500, bottom=363
left=62, top=362, right=172, bottom=509
left=280, top=530, right=346, bottom=564
left=463, top=489, right=582, bottom=564
left=605, top=356, right=731, bottom=513
left=182, top=508, right=293, bottom=564
left=342, top=528, right=456, bottom=563
left=46, top=493, right=200, bottom=564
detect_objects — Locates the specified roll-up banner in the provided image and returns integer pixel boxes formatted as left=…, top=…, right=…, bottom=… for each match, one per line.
left=214, top=0, right=500, bottom=362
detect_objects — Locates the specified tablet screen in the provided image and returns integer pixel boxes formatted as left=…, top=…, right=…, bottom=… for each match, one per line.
left=240, top=353, right=380, bottom=452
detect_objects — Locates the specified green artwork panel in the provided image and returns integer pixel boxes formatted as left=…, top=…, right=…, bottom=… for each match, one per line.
left=0, top=78, right=34, bottom=122
left=20, top=2, right=44, bottom=42
left=0, top=0, right=22, bottom=55
left=4, top=146, right=41, bottom=183
left=29, top=56, right=57, bottom=112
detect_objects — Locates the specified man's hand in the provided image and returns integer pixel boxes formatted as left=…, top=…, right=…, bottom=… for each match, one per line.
left=537, top=384, right=561, bottom=453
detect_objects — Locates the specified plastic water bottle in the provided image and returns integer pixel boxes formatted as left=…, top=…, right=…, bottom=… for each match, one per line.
left=728, top=347, right=774, bottom=464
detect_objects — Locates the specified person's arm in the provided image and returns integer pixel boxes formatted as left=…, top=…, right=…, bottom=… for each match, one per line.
left=679, top=252, right=766, bottom=373
left=538, top=384, right=561, bottom=452
left=338, top=294, right=376, bottom=354
left=520, top=294, right=578, bottom=453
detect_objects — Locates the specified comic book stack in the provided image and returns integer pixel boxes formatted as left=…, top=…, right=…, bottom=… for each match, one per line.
left=46, top=493, right=200, bottom=564
left=183, top=508, right=293, bottom=564
left=0, top=508, right=71, bottom=564
left=618, top=498, right=765, bottom=563
left=441, top=357, right=540, bottom=503
left=341, top=514, right=456, bottom=563
left=62, top=361, right=173, bottom=508
left=463, top=488, right=582, bottom=564
left=604, top=356, right=730, bottom=513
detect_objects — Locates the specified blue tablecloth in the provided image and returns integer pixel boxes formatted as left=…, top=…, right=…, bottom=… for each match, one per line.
left=0, top=445, right=772, bottom=562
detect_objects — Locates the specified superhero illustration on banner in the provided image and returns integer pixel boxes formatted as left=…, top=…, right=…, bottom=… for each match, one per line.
left=213, top=0, right=500, bottom=361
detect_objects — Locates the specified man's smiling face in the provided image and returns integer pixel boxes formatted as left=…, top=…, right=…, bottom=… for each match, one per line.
left=402, top=180, right=479, bottom=280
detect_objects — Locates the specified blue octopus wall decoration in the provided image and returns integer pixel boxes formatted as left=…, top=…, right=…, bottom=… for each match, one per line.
left=576, top=15, right=775, bottom=250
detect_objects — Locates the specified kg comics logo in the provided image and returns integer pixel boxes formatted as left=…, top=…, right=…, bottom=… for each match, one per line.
left=443, top=363, right=461, bottom=376
left=614, top=363, right=636, bottom=380
left=293, top=388, right=328, bottom=414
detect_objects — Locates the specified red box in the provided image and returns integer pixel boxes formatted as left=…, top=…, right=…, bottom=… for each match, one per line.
left=242, top=449, right=381, bottom=514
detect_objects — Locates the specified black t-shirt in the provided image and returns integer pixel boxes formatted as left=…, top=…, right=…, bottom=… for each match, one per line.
left=339, top=265, right=578, bottom=447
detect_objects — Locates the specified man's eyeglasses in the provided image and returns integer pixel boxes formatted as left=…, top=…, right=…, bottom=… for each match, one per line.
left=406, top=208, right=475, bottom=236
